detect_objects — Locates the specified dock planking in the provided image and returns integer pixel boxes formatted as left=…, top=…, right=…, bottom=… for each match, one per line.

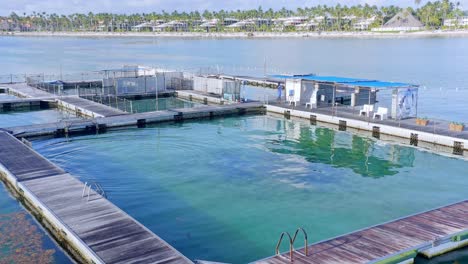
left=58, top=96, right=127, bottom=117
left=0, top=131, right=193, bottom=264
left=5, top=83, right=57, bottom=98
left=255, top=200, right=468, bottom=264
left=4, top=102, right=265, bottom=138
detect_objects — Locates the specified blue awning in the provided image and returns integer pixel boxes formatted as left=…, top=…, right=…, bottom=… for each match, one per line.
left=302, top=76, right=375, bottom=83
left=268, top=74, right=417, bottom=89
left=340, top=81, right=416, bottom=88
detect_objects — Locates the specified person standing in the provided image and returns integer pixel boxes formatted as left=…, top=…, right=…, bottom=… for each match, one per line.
left=277, top=82, right=284, bottom=101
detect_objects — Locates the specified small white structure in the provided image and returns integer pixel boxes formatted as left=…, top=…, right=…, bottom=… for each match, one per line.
left=372, top=11, right=424, bottom=32
left=193, top=76, right=241, bottom=101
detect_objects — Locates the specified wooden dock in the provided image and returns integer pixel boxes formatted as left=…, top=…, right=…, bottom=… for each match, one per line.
left=267, top=103, right=468, bottom=156
left=57, top=96, right=127, bottom=117
left=255, top=200, right=468, bottom=264
left=4, top=83, right=56, bottom=98
left=0, top=131, right=193, bottom=264
left=4, top=102, right=265, bottom=138
left=0, top=98, right=56, bottom=111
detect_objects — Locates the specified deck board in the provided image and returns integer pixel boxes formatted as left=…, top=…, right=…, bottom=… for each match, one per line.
left=256, top=200, right=468, bottom=264
left=0, top=131, right=192, bottom=264
left=58, top=96, right=127, bottom=117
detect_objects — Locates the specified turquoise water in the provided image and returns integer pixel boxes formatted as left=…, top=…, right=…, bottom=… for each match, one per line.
left=0, top=182, right=72, bottom=263
left=32, top=115, right=468, bottom=263
left=0, top=93, right=17, bottom=100
left=131, top=97, right=202, bottom=112
left=1, top=36, right=468, bottom=122
left=0, top=109, right=80, bottom=128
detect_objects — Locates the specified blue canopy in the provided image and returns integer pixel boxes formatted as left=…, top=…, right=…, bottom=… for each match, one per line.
left=302, top=76, right=375, bottom=83
left=268, top=74, right=417, bottom=89
left=340, top=81, right=416, bottom=89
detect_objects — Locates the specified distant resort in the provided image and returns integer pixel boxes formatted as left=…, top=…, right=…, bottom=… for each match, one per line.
left=1, top=1, right=468, bottom=36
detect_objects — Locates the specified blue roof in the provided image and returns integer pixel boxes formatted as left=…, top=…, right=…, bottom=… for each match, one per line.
left=340, top=81, right=415, bottom=88
left=301, top=76, right=375, bottom=83
left=268, top=74, right=417, bottom=89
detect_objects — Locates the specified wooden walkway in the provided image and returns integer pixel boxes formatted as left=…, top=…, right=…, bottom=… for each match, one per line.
left=4, top=102, right=265, bottom=138
left=255, top=200, right=468, bottom=264
left=5, top=83, right=56, bottom=98
left=58, top=96, right=126, bottom=117
left=0, top=131, right=193, bottom=264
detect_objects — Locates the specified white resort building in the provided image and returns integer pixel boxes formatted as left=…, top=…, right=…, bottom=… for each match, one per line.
left=444, top=17, right=468, bottom=27
left=353, top=16, right=377, bottom=31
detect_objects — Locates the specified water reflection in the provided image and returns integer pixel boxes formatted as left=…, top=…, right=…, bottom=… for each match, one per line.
left=267, top=119, right=415, bottom=178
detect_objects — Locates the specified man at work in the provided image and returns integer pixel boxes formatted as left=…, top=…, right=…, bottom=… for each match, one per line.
left=277, top=82, right=284, bottom=101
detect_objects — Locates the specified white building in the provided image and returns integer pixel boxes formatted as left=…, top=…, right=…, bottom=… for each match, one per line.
left=444, top=17, right=468, bottom=27
left=199, top=19, right=219, bottom=31
left=154, top=21, right=188, bottom=32
left=353, top=16, right=376, bottom=31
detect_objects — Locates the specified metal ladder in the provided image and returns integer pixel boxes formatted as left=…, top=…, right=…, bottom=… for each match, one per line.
left=82, top=181, right=106, bottom=202
left=275, top=227, right=308, bottom=261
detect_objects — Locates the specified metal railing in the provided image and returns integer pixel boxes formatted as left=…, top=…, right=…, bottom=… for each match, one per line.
left=81, top=94, right=134, bottom=113
left=82, top=181, right=106, bottom=202
left=275, top=227, right=309, bottom=261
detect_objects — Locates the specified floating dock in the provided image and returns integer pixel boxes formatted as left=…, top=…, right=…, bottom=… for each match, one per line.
left=57, top=96, right=127, bottom=117
left=267, top=103, right=468, bottom=156
left=0, top=131, right=193, bottom=264
left=255, top=200, right=468, bottom=264
left=0, top=98, right=56, bottom=111
left=4, top=102, right=265, bottom=138
left=3, top=83, right=56, bottom=98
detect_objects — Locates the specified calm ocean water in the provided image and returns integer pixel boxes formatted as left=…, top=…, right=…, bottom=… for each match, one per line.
left=0, top=36, right=468, bottom=121
left=33, top=115, right=468, bottom=263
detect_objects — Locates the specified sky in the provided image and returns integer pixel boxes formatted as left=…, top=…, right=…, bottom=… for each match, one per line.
left=1, top=0, right=467, bottom=16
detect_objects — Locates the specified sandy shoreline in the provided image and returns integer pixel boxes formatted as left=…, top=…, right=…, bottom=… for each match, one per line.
left=2, top=30, right=468, bottom=39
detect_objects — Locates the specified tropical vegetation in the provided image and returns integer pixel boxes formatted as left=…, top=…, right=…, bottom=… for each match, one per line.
left=1, top=0, right=466, bottom=32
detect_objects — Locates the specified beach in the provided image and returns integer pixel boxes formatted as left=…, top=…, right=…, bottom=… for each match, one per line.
left=3, top=29, right=468, bottom=39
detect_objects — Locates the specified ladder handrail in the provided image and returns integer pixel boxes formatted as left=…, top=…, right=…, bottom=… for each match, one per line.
left=82, top=181, right=106, bottom=202
left=275, top=232, right=294, bottom=261
left=275, top=227, right=309, bottom=261
left=292, top=227, right=309, bottom=256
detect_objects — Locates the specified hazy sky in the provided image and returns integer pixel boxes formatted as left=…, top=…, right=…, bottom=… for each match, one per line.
left=1, top=0, right=467, bottom=16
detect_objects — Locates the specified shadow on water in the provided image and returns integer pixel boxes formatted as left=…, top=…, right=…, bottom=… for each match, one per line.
left=266, top=119, right=415, bottom=178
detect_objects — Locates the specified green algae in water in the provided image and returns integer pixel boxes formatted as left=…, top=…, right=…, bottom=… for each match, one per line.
left=130, top=97, right=201, bottom=113
left=33, top=115, right=468, bottom=263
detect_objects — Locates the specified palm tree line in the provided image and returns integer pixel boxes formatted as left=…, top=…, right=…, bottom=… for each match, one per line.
left=3, top=0, right=466, bottom=32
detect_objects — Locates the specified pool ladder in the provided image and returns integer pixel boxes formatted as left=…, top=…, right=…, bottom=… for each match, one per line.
left=82, top=181, right=106, bottom=202
left=275, top=227, right=308, bottom=262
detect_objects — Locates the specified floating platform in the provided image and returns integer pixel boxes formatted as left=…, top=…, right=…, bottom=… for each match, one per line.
left=0, top=131, right=193, bottom=264
left=267, top=103, right=468, bottom=156
left=57, top=96, right=127, bottom=118
left=255, top=200, right=468, bottom=264
left=3, top=83, right=57, bottom=98
left=4, top=102, right=265, bottom=138
left=0, top=98, right=56, bottom=111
